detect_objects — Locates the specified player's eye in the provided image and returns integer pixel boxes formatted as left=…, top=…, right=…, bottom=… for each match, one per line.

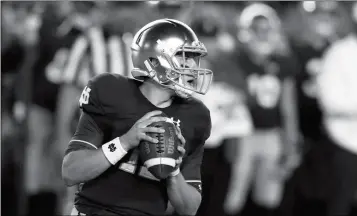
left=187, top=79, right=193, bottom=83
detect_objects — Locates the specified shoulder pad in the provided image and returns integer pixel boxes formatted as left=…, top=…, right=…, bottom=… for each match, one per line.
left=79, top=73, right=128, bottom=116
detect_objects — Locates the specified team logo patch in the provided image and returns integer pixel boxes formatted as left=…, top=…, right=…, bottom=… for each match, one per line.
left=108, top=143, right=116, bottom=152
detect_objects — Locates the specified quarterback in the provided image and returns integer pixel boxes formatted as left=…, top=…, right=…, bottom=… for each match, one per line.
left=62, top=19, right=212, bottom=216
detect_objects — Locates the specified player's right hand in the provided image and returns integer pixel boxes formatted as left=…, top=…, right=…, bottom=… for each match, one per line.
left=119, top=110, right=167, bottom=151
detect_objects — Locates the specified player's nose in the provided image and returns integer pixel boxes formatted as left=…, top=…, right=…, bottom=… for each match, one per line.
left=186, top=58, right=198, bottom=68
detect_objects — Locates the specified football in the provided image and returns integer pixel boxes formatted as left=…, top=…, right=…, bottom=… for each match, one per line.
left=139, top=113, right=180, bottom=179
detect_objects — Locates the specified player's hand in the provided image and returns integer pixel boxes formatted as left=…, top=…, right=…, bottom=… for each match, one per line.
left=171, top=125, right=186, bottom=176
left=120, top=110, right=167, bottom=151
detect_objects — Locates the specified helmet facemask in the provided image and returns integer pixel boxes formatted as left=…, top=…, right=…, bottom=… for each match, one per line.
left=143, top=40, right=213, bottom=98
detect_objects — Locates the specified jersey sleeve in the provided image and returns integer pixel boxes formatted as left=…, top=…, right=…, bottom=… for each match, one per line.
left=181, top=107, right=212, bottom=193
left=65, top=112, right=104, bottom=155
left=66, top=74, right=117, bottom=153
left=78, top=74, right=114, bottom=131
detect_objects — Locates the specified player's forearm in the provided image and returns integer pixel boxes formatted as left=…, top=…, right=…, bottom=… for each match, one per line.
left=62, top=149, right=112, bottom=186
left=166, top=173, right=201, bottom=216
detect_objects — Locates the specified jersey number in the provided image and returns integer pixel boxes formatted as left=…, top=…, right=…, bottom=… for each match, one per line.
left=79, top=86, right=91, bottom=108
left=247, top=74, right=281, bottom=108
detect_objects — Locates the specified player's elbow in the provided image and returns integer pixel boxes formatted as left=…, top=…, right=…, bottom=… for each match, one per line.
left=188, top=196, right=202, bottom=216
left=62, top=152, right=80, bottom=187
left=184, top=205, right=200, bottom=216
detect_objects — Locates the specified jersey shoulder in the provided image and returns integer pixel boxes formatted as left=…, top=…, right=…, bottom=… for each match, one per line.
left=184, top=97, right=212, bottom=142
left=79, top=73, right=134, bottom=115
left=188, top=97, right=211, bottom=120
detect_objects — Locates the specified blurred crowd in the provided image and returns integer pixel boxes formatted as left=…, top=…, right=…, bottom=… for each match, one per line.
left=2, top=1, right=357, bottom=216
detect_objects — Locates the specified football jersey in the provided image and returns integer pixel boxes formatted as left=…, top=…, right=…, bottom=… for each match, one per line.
left=67, top=73, right=211, bottom=215
left=239, top=52, right=297, bottom=129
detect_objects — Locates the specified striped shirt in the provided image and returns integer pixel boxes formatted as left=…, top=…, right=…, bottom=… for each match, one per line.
left=46, top=26, right=133, bottom=89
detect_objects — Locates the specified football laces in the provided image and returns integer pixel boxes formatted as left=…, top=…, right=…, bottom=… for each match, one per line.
left=156, top=128, right=165, bottom=154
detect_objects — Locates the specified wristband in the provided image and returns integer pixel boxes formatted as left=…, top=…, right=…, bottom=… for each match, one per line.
left=102, top=137, right=127, bottom=165
left=169, top=168, right=180, bottom=177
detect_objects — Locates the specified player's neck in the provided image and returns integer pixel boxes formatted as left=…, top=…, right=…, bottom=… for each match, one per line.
left=139, top=81, right=174, bottom=108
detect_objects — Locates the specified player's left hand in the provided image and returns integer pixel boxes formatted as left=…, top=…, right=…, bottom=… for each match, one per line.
left=171, top=125, right=186, bottom=176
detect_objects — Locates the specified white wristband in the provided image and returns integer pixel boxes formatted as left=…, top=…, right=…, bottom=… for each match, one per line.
left=102, top=137, right=127, bottom=165
left=169, top=168, right=180, bottom=177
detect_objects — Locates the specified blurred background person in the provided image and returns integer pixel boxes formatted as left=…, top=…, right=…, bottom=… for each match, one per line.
left=315, top=11, right=357, bottom=215
left=224, top=3, right=300, bottom=216
left=283, top=1, right=352, bottom=146
left=177, top=3, right=252, bottom=216
left=279, top=2, right=356, bottom=216
left=1, top=2, right=48, bottom=216
left=21, top=2, right=87, bottom=215
left=196, top=82, right=252, bottom=216
left=1, top=2, right=40, bottom=216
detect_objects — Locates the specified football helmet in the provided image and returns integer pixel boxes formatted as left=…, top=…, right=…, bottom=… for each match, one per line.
left=131, top=18, right=213, bottom=98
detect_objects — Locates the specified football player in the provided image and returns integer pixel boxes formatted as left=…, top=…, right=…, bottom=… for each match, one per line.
left=62, top=19, right=212, bottom=216
left=224, top=3, right=300, bottom=216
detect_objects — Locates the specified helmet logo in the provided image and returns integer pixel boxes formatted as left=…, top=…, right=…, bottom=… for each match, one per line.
left=157, top=39, right=181, bottom=56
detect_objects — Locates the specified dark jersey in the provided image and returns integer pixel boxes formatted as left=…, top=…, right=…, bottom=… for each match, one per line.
left=65, top=73, right=211, bottom=215
left=239, top=52, right=297, bottom=129
left=31, top=12, right=82, bottom=112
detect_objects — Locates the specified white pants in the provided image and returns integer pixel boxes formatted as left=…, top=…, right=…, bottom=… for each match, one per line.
left=231, top=128, right=284, bottom=210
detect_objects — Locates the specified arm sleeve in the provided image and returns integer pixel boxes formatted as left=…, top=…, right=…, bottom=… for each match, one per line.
left=181, top=111, right=212, bottom=193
